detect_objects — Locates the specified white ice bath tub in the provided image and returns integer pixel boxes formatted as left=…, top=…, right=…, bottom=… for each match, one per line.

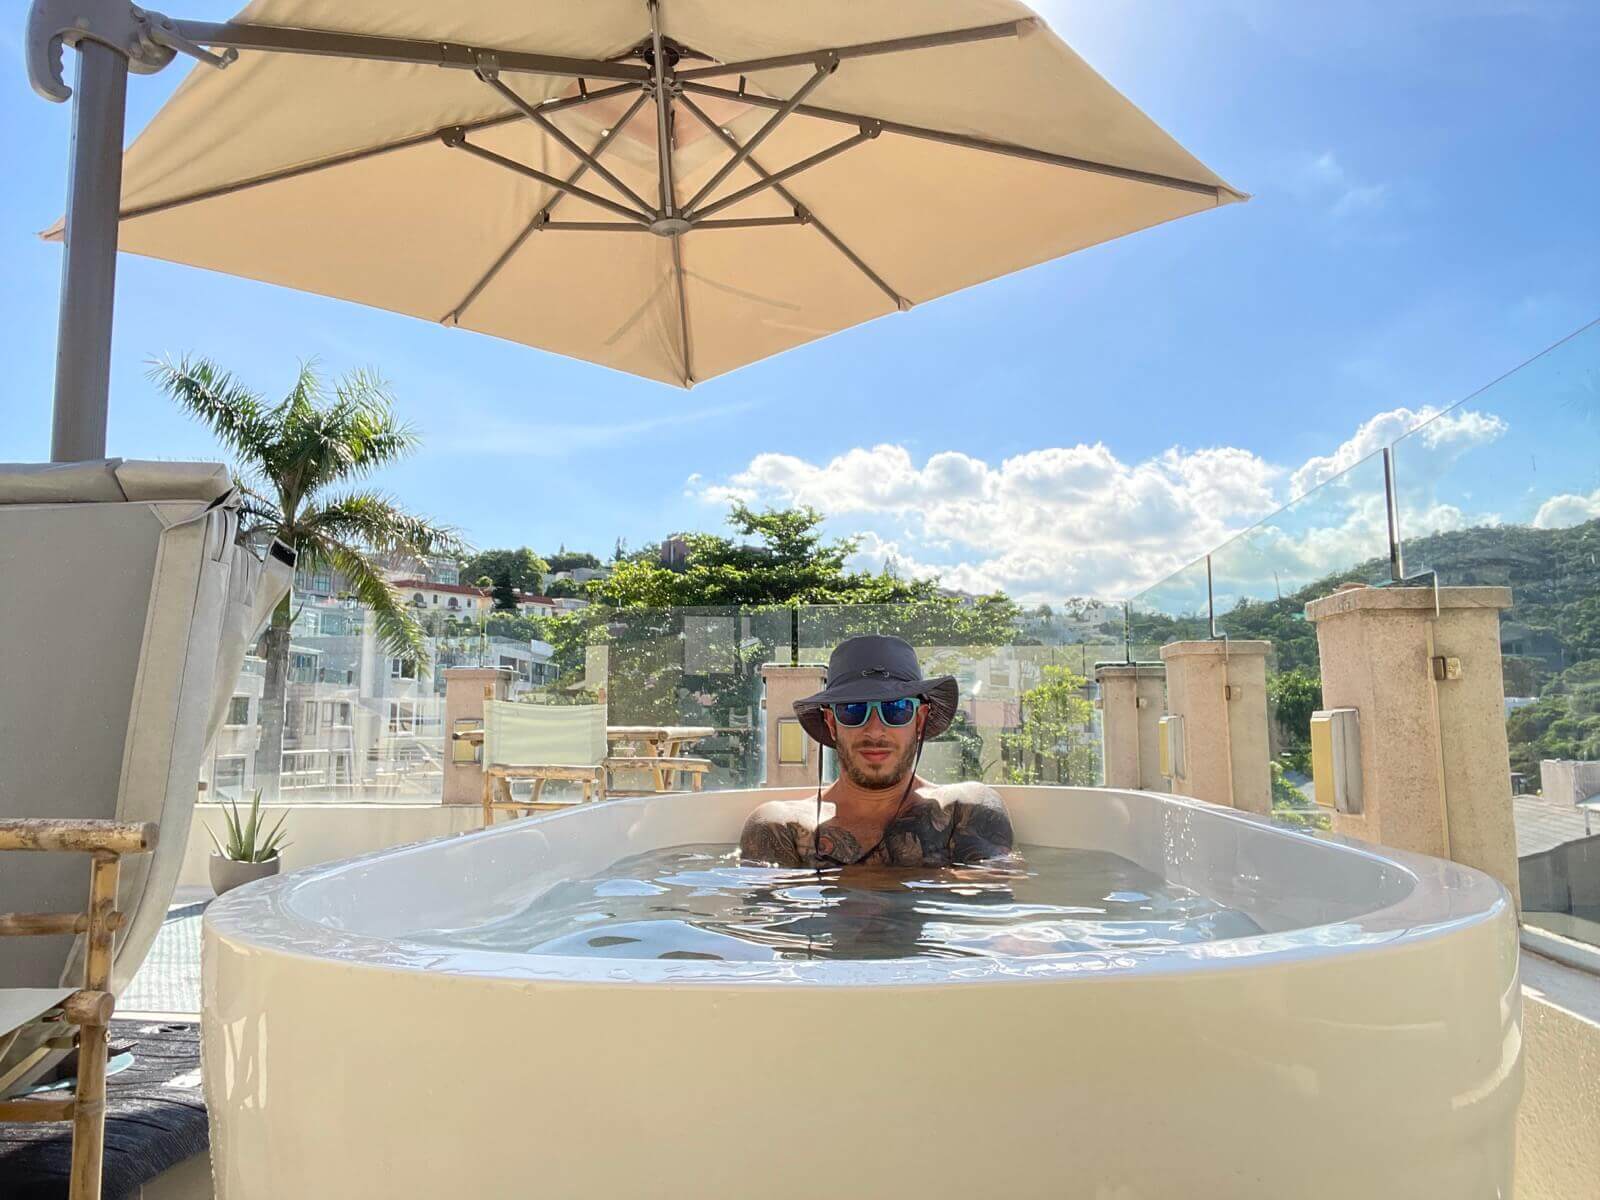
left=202, top=787, right=1521, bottom=1199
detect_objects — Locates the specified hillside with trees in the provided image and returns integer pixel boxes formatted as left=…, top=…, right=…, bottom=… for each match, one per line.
left=1129, top=517, right=1600, bottom=786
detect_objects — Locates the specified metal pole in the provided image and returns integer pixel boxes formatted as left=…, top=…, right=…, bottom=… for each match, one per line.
left=51, top=40, right=129, bottom=463
left=1382, top=446, right=1404, bottom=582
left=1206, top=554, right=1218, bottom=639
left=647, top=0, right=675, bottom=217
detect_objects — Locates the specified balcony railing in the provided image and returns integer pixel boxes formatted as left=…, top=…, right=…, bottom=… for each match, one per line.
left=199, top=319, right=1600, bottom=947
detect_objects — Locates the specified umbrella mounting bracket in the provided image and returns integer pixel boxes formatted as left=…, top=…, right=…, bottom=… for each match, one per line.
left=27, top=1, right=233, bottom=102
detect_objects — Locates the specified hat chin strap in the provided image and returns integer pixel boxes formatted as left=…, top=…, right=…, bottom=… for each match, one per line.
left=813, top=729, right=926, bottom=873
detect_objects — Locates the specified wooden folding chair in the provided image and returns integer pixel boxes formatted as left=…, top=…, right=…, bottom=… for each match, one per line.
left=0, top=818, right=157, bottom=1200
left=477, top=701, right=609, bottom=824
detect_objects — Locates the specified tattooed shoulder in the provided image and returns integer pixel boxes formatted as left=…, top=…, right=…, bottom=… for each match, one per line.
left=927, top=781, right=1015, bottom=862
left=739, top=800, right=813, bottom=866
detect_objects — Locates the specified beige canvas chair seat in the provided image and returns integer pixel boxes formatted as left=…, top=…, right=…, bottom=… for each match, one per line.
left=479, top=701, right=610, bottom=822
left=0, top=459, right=292, bottom=1090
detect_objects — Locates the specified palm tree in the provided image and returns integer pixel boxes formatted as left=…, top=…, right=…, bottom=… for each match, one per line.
left=150, top=356, right=464, bottom=799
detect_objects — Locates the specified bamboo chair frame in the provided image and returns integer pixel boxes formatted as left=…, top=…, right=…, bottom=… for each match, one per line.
left=0, top=817, right=157, bottom=1200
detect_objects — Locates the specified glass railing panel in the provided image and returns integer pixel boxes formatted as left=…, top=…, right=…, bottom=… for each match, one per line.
left=203, top=613, right=450, bottom=805
left=1126, top=554, right=1211, bottom=648
left=515, top=604, right=794, bottom=792
left=1394, top=319, right=1600, bottom=947
left=798, top=603, right=1103, bottom=787
left=1210, top=448, right=1394, bottom=641
left=1201, top=450, right=1391, bottom=831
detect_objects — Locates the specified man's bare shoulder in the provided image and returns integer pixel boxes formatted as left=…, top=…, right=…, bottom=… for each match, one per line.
left=742, top=797, right=818, bottom=829
left=922, top=780, right=1014, bottom=860
left=739, top=799, right=816, bottom=865
left=923, top=780, right=1008, bottom=812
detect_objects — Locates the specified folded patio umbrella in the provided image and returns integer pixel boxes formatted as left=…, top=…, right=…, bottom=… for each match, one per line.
left=48, top=1, right=1243, bottom=387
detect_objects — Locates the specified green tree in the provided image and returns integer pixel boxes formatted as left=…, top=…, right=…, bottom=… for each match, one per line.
left=545, top=576, right=586, bottom=599
left=491, top=570, right=518, bottom=612
left=461, top=547, right=547, bottom=595
left=485, top=612, right=548, bottom=642
left=547, top=550, right=601, bottom=573
left=1001, top=664, right=1098, bottom=785
left=151, top=355, right=461, bottom=798
left=1267, top=667, right=1323, bottom=753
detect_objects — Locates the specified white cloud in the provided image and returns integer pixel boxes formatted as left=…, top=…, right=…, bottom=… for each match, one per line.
left=696, top=440, right=1285, bottom=600
left=1289, top=404, right=1506, bottom=497
left=692, top=405, right=1511, bottom=604
left=1533, top=488, right=1600, bottom=530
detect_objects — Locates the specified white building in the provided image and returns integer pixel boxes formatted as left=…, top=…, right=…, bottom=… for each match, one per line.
left=393, top=578, right=491, bottom=617
left=201, top=597, right=447, bottom=801
left=515, top=593, right=559, bottom=618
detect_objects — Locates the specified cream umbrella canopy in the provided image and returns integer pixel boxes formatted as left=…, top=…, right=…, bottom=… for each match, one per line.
left=39, top=1, right=1243, bottom=389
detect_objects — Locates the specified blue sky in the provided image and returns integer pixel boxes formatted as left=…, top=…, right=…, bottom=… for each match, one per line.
left=3, top=1, right=1597, bottom=600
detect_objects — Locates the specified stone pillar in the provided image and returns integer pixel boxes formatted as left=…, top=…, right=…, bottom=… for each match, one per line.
left=1305, top=584, right=1519, bottom=906
left=1158, top=641, right=1272, bottom=813
left=443, top=667, right=515, bottom=806
left=760, top=663, right=826, bottom=787
left=1095, top=663, right=1166, bottom=789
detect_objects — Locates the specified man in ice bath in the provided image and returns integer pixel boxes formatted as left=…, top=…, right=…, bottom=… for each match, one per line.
left=740, top=635, right=1014, bottom=867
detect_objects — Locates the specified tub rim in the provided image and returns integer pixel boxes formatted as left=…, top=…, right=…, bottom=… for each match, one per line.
left=202, top=785, right=1514, bottom=988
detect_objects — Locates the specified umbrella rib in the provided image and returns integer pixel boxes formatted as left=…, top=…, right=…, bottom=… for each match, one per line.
left=686, top=128, right=877, bottom=222
left=171, top=20, right=650, bottom=82
left=691, top=216, right=811, bottom=230
left=676, top=92, right=906, bottom=310
left=108, top=85, right=636, bottom=227
left=113, top=111, right=525, bottom=225
left=679, top=82, right=1232, bottom=201
left=476, top=72, right=657, bottom=216
left=675, top=20, right=1033, bottom=81
left=442, top=92, right=652, bottom=324
left=681, top=60, right=836, bottom=216
left=671, top=233, right=694, bottom=386
left=441, top=130, right=655, bottom=225
left=542, top=222, right=656, bottom=231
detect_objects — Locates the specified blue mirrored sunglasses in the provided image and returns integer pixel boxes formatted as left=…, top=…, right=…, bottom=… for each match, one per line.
left=828, top=697, right=923, bottom=728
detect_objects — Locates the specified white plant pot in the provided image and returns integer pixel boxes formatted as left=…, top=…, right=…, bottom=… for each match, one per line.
left=210, top=853, right=282, bottom=896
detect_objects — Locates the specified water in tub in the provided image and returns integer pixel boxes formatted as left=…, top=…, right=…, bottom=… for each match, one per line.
left=409, top=845, right=1262, bottom=961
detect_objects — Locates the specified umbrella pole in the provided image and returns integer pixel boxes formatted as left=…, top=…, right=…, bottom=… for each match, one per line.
left=49, top=39, right=128, bottom=463
left=29, top=0, right=237, bottom=461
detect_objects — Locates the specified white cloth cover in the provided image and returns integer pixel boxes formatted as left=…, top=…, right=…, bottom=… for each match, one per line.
left=0, top=459, right=292, bottom=1089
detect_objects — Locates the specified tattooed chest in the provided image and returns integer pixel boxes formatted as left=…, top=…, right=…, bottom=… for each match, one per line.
left=814, top=806, right=957, bottom=866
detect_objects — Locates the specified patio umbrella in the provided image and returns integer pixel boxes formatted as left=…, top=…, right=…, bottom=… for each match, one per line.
left=43, top=1, right=1243, bottom=387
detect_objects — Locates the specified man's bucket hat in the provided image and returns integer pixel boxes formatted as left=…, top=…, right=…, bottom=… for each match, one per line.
left=793, top=635, right=959, bottom=748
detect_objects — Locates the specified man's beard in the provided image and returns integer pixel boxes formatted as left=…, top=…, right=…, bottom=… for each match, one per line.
left=836, top=736, right=918, bottom=790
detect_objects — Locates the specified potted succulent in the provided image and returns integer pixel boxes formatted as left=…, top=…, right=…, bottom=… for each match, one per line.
left=207, top=789, right=290, bottom=895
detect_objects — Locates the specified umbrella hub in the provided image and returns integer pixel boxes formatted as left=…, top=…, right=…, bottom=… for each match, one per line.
left=649, top=216, right=692, bottom=238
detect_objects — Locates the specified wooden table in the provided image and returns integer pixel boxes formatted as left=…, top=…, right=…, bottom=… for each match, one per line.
left=605, top=725, right=716, bottom=794
left=451, top=724, right=716, bottom=811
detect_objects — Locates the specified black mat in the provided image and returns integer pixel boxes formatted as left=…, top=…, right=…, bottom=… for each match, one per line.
left=0, top=1019, right=208, bottom=1200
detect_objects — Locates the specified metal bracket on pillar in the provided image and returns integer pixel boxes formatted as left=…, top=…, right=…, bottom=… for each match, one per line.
left=27, top=1, right=234, bottom=101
